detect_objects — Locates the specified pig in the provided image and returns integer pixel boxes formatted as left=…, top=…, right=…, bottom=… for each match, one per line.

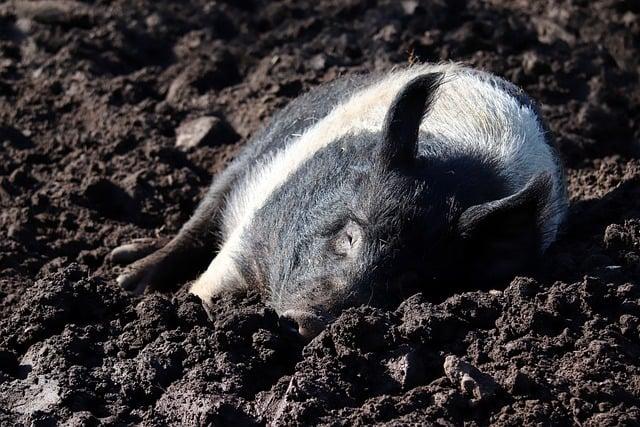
left=111, top=63, right=568, bottom=339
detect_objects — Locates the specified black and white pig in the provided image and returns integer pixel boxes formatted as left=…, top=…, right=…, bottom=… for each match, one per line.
left=112, top=63, right=568, bottom=339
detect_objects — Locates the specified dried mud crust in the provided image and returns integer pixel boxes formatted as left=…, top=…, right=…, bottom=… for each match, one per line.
left=0, top=0, right=639, bottom=425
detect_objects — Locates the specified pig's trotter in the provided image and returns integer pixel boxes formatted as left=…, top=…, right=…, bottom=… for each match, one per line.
left=110, top=238, right=169, bottom=265
left=116, top=247, right=172, bottom=294
left=114, top=235, right=212, bottom=294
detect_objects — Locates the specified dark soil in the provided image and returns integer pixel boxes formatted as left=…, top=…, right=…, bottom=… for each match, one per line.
left=1, top=0, right=640, bottom=425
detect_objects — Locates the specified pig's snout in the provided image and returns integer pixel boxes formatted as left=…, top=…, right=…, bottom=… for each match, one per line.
left=279, top=310, right=325, bottom=340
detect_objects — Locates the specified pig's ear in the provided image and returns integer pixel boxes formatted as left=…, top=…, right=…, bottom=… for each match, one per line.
left=455, top=173, right=552, bottom=282
left=381, top=73, right=442, bottom=170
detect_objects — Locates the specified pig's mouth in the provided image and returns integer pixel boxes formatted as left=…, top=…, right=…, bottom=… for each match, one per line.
left=278, top=309, right=332, bottom=341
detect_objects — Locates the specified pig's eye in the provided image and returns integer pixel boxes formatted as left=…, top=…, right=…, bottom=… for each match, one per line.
left=332, top=220, right=362, bottom=257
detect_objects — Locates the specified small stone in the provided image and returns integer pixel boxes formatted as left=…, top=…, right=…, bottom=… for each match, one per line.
left=13, top=0, right=93, bottom=27
left=386, top=347, right=425, bottom=389
left=401, top=1, right=419, bottom=15
left=166, top=73, right=190, bottom=105
left=309, top=54, right=327, bottom=71
left=598, top=402, right=612, bottom=412
left=443, top=355, right=497, bottom=403
left=522, top=51, right=550, bottom=76
left=175, top=116, right=239, bottom=150
left=145, top=13, right=162, bottom=29
left=622, top=12, right=637, bottom=27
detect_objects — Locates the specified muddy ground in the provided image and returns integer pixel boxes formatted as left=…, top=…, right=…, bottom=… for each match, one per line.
left=1, top=0, right=639, bottom=425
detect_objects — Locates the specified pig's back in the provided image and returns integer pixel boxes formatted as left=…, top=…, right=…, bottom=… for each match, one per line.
left=220, top=64, right=567, bottom=248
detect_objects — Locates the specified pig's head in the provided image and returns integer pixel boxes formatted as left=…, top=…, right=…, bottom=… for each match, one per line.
left=242, top=73, right=552, bottom=339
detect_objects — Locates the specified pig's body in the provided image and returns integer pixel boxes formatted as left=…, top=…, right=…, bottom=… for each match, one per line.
left=114, top=63, right=568, bottom=338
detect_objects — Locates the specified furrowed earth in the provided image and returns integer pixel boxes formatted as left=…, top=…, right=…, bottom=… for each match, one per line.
left=1, top=0, right=640, bottom=425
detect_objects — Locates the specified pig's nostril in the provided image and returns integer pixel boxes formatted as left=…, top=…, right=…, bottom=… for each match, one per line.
left=279, top=314, right=301, bottom=337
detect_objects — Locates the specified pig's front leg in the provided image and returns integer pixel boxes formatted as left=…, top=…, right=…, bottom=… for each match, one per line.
left=111, top=163, right=242, bottom=294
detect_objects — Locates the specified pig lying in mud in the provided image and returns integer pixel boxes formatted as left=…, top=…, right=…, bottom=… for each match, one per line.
left=112, top=63, right=568, bottom=339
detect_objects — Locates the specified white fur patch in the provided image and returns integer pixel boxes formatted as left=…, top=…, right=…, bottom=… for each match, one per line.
left=190, top=63, right=566, bottom=300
